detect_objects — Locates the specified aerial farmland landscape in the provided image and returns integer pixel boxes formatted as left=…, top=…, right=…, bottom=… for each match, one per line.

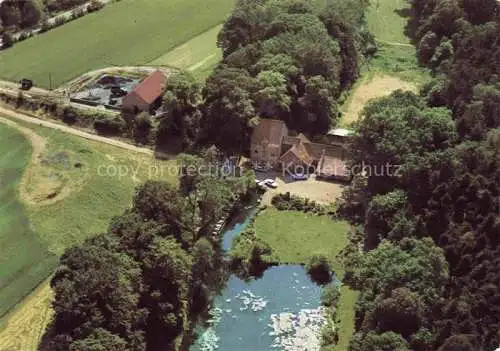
left=0, top=0, right=499, bottom=350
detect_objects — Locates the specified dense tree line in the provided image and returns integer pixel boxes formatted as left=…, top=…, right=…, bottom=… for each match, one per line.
left=195, top=0, right=375, bottom=153
left=407, top=0, right=500, bottom=139
left=40, top=154, right=255, bottom=350
left=339, top=1, right=500, bottom=344
left=0, top=0, right=43, bottom=29
left=0, top=0, right=94, bottom=31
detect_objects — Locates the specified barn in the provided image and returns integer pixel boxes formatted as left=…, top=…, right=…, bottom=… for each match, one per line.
left=122, top=70, right=166, bottom=115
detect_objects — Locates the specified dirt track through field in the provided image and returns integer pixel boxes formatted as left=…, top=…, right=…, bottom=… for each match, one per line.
left=0, top=105, right=154, bottom=156
left=342, top=75, right=416, bottom=125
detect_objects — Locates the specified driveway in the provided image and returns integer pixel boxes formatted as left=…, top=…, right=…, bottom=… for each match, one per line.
left=257, top=172, right=345, bottom=205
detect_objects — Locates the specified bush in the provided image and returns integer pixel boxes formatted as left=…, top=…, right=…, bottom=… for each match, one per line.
left=40, top=19, right=51, bottom=32
left=56, top=105, right=78, bottom=124
left=306, top=254, right=332, bottom=285
left=321, top=322, right=339, bottom=347
left=87, top=0, right=105, bottom=13
left=18, top=32, right=28, bottom=41
left=71, top=8, right=85, bottom=19
left=53, top=16, right=67, bottom=27
left=271, top=192, right=332, bottom=215
left=321, top=284, right=340, bottom=307
left=1, top=32, right=14, bottom=49
left=94, top=116, right=126, bottom=135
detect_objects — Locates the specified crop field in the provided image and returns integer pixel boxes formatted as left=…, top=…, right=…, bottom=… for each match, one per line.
left=150, top=24, right=223, bottom=81
left=0, top=0, right=234, bottom=88
left=0, top=117, right=177, bottom=326
left=0, top=125, right=57, bottom=319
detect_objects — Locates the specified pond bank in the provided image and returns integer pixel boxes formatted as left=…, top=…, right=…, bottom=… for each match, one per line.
left=191, top=204, right=328, bottom=351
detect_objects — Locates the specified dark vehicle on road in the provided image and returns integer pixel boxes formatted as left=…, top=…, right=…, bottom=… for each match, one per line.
left=19, top=78, right=33, bottom=90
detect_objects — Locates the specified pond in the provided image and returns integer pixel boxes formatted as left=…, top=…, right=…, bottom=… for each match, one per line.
left=192, top=206, right=326, bottom=351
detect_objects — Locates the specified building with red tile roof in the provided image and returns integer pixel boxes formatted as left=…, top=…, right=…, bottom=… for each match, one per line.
left=250, top=118, right=351, bottom=181
left=122, top=70, right=166, bottom=114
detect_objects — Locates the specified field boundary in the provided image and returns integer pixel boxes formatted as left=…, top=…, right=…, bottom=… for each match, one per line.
left=0, top=105, right=154, bottom=156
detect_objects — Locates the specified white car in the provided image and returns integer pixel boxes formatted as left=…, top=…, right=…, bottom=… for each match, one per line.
left=255, top=179, right=267, bottom=189
left=264, top=179, right=278, bottom=188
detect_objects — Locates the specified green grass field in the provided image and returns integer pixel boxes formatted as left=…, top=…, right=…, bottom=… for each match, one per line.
left=0, top=117, right=177, bottom=320
left=333, top=286, right=359, bottom=351
left=254, top=208, right=350, bottom=276
left=367, top=44, right=430, bottom=84
left=0, top=125, right=58, bottom=318
left=150, top=24, right=223, bottom=81
left=366, top=0, right=409, bottom=43
left=0, top=0, right=233, bottom=88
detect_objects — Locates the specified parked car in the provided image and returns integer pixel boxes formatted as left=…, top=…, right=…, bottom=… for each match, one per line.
left=264, top=179, right=278, bottom=188
left=291, top=173, right=308, bottom=180
left=255, top=179, right=267, bottom=189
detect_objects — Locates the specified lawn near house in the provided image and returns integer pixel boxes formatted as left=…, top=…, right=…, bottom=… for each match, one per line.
left=0, top=0, right=234, bottom=88
left=254, top=208, right=350, bottom=276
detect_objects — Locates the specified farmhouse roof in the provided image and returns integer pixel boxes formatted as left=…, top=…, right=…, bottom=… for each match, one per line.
left=304, top=142, right=345, bottom=160
left=129, top=70, right=166, bottom=104
left=251, top=119, right=286, bottom=147
left=318, top=155, right=350, bottom=179
left=280, top=141, right=314, bottom=165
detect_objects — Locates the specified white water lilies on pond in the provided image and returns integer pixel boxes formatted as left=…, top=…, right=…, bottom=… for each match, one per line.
left=269, top=307, right=326, bottom=351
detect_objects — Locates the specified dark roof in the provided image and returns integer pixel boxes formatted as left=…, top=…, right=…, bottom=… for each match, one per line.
left=304, top=142, right=345, bottom=160
left=251, top=119, right=286, bottom=147
left=129, top=70, right=166, bottom=104
left=317, top=155, right=350, bottom=179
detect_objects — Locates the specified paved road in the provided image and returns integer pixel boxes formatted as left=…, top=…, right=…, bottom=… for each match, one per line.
left=0, top=105, right=154, bottom=156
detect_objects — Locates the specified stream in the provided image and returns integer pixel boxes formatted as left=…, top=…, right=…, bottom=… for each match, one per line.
left=191, top=206, right=326, bottom=351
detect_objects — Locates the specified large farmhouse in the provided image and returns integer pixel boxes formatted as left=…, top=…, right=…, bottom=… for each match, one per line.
left=250, top=119, right=350, bottom=181
left=122, top=70, right=166, bottom=114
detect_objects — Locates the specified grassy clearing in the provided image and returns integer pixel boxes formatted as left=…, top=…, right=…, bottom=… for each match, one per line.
left=0, top=124, right=58, bottom=319
left=150, top=24, right=223, bottom=81
left=14, top=120, right=177, bottom=255
left=254, top=208, right=350, bottom=276
left=332, top=286, right=359, bottom=351
left=340, top=73, right=418, bottom=127
left=367, top=44, right=430, bottom=85
left=0, top=0, right=234, bottom=88
left=0, top=117, right=177, bottom=326
left=366, top=0, right=409, bottom=43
